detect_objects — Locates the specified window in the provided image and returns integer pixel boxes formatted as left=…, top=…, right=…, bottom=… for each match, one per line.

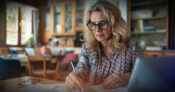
left=6, top=2, right=35, bottom=47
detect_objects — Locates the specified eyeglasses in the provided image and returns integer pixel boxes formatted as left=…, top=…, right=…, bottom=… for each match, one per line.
left=87, top=21, right=109, bottom=31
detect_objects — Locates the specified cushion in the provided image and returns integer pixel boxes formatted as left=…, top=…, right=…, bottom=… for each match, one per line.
left=62, top=53, right=78, bottom=64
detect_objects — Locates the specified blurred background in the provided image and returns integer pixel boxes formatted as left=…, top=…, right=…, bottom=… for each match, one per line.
left=0, top=0, right=175, bottom=81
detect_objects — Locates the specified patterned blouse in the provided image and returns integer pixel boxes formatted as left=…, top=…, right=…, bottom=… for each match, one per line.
left=73, top=40, right=144, bottom=85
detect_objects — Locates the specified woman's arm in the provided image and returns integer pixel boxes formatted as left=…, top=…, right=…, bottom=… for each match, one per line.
left=65, top=44, right=90, bottom=90
left=102, top=73, right=131, bottom=89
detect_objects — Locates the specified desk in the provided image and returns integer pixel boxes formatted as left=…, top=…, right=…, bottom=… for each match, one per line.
left=0, top=76, right=71, bottom=92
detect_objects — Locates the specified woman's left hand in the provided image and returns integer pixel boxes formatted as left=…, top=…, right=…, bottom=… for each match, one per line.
left=102, top=73, right=130, bottom=89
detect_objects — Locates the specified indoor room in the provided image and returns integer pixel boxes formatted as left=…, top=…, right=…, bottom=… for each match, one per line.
left=0, top=0, right=175, bottom=92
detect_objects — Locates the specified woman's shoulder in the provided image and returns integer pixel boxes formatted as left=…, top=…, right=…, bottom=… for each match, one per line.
left=80, top=43, right=97, bottom=56
left=127, top=39, right=137, bottom=46
left=80, top=43, right=90, bottom=56
left=127, top=39, right=142, bottom=51
left=81, top=43, right=88, bottom=51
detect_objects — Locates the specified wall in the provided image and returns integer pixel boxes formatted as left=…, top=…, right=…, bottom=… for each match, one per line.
left=118, top=0, right=127, bottom=22
left=0, top=0, right=6, bottom=47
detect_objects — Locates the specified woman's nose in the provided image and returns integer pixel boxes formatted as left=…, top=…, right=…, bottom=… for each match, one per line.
left=95, top=25, right=101, bottom=32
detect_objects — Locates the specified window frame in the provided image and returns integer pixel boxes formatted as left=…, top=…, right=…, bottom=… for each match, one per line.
left=6, top=3, right=33, bottom=47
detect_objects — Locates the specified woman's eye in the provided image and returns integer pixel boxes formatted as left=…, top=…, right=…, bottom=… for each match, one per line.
left=100, top=22, right=106, bottom=26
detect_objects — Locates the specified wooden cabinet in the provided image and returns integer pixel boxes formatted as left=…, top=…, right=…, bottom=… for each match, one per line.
left=127, top=0, right=169, bottom=50
left=51, top=1, right=76, bottom=36
left=42, top=0, right=86, bottom=47
left=44, top=6, right=51, bottom=31
left=75, top=0, right=86, bottom=31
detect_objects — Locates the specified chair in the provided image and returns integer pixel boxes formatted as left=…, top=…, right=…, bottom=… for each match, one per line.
left=56, top=53, right=78, bottom=81
left=0, top=59, right=21, bottom=80
left=62, top=53, right=78, bottom=64
left=28, top=56, right=59, bottom=80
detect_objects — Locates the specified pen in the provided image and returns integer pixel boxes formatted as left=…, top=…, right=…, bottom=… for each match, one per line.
left=70, top=61, right=75, bottom=71
left=70, top=61, right=84, bottom=92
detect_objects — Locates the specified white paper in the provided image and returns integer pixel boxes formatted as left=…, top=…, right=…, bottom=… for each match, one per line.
left=72, top=84, right=128, bottom=92
left=13, top=83, right=68, bottom=92
left=92, top=85, right=128, bottom=92
left=13, top=83, right=127, bottom=92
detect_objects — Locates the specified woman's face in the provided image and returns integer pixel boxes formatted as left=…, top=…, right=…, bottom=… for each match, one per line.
left=90, top=11, right=112, bottom=42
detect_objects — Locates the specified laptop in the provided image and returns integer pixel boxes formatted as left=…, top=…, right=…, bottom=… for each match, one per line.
left=24, top=48, right=36, bottom=56
left=127, top=55, right=175, bottom=92
left=83, top=56, right=175, bottom=92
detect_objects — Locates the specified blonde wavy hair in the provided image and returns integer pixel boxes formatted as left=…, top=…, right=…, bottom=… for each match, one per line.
left=83, top=0, right=130, bottom=52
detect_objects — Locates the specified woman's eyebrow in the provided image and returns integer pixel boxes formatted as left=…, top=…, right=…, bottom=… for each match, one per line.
left=99, top=20, right=108, bottom=22
left=90, top=20, right=108, bottom=24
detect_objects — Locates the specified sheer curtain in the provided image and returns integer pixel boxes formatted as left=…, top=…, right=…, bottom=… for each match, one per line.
left=32, top=9, right=39, bottom=47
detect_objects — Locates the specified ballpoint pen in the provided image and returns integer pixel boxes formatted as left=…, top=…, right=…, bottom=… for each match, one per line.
left=70, top=61, right=84, bottom=92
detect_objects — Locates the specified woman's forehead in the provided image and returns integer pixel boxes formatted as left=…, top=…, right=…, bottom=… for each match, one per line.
left=90, top=11, right=107, bottom=23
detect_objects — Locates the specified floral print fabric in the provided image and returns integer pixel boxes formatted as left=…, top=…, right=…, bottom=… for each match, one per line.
left=74, top=40, right=144, bottom=85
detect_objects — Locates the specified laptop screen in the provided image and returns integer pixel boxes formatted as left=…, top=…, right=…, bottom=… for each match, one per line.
left=128, top=56, right=175, bottom=92
left=24, top=48, right=35, bottom=56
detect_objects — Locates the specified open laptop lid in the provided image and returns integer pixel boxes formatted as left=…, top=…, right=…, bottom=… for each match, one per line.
left=24, top=48, right=35, bottom=56
left=128, top=56, right=175, bottom=92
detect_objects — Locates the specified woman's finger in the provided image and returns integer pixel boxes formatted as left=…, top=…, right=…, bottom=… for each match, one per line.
left=70, top=73, right=83, bottom=88
left=65, top=78, right=72, bottom=90
left=65, top=74, right=80, bottom=90
left=102, top=77, right=113, bottom=88
left=66, top=76, right=74, bottom=89
left=69, top=74, right=81, bottom=89
left=102, top=74, right=121, bottom=89
left=102, top=74, right=115, bottom=86
left=104, top=79, right=118, bottom=89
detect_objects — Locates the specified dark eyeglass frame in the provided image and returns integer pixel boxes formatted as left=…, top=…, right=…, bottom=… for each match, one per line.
left=86, top=21, right=109, bottom=31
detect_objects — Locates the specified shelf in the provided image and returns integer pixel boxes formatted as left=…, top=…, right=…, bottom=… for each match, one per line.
left=76, top=16, right=83, bottom=19
left=52, top=33, right=64, bottom=36
left=131, top=0, right=165, bottom=7
left=75, top=26, right=83, bottom=31
left=131, top=32, right=166, bottom=34
left=128, top=0, right=168, bottom=49
left=52, top=33, right=74, bottom=36
left=132, top=16, right=166, bottom=20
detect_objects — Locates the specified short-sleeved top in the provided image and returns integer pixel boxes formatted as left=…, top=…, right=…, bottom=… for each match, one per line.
left=73, top=40, right=144, bottom=85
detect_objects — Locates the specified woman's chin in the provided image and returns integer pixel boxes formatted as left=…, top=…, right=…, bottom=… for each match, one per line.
left=96, top=38, right=105, bottom=42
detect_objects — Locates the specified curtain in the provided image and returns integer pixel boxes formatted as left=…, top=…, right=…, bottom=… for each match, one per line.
left=32, top=9, right=39, bottom=47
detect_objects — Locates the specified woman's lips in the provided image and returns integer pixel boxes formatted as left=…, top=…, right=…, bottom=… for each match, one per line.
left=96, top=34, right=103, bottom=37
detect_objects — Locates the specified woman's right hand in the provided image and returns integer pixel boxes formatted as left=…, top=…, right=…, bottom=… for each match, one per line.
left=65, top=72, right=84, bottom=90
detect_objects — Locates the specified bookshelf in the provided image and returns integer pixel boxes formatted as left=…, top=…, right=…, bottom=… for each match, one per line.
left=128, top=0, right=168, bottom=50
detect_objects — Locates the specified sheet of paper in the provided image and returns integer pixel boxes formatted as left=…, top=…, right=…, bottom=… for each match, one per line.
left=72, top=84, right=127, bottom=92
left=13, top=83, right=68, bottom=92
left=13, top=83, right=127, bottom=92
left=92, top=85, right=128, bottom=92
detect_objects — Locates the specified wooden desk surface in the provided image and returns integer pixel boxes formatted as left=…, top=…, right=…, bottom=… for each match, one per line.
left=0, top=76, right=70, bottom=92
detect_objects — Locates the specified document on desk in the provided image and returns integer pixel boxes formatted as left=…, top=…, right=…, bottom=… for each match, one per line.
left=92, top=85, right=128, bottom=92
left=13, top=83, right=69, bottom=92
left=72, top=85, right=128, bottom=92
left=13, top=83, right=127, bottom=92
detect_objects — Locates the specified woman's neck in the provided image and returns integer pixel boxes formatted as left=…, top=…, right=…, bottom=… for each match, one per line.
left=100, top=40, right=109, bottom=48
left=100, top=42, right=111, bottom=60
left=100, top=41, right=111, bottom=52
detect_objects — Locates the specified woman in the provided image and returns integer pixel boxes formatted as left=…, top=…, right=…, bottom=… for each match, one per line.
left=65, top=0, right=143, bottom=90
